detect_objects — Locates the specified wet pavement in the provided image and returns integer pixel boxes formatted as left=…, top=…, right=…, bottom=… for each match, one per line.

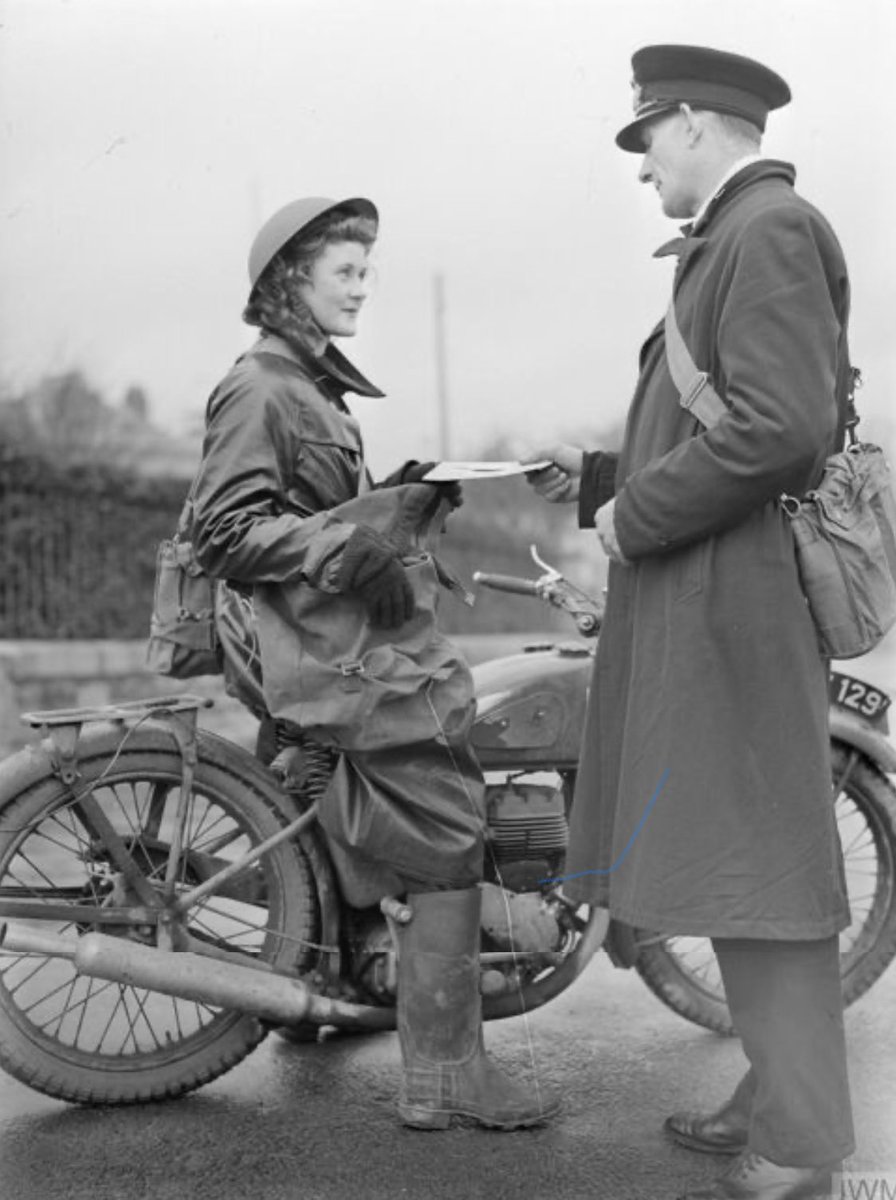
left=0, top=950, right=893, bottom=1200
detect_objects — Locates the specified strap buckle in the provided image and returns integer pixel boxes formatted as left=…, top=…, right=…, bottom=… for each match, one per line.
left=339, top=661, right=365, bottom=692
left=679, top=371, right=712, bottom=413
left=678, top=372, right=727, bottom=430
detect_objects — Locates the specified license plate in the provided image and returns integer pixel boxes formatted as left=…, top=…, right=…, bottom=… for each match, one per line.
left=829, top=671, right=892, bottom=724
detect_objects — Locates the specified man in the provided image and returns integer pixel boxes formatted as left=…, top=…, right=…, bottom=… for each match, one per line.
left=526, top=45, right=854, bottom=1200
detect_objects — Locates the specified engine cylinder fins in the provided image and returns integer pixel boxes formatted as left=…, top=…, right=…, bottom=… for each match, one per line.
left=488, top=813, right=569, bottom=860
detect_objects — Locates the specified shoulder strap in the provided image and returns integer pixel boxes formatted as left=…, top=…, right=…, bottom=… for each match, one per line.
left=845, top=367, right=861, bottom=446
left=175, top=490, right=195, bottom=540
left=664, top=300, right=728, bottom=430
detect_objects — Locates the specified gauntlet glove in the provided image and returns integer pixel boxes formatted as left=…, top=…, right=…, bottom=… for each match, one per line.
left=336, top=525, right=415, bottom=629
left=379, top=461, right=463, bottom=510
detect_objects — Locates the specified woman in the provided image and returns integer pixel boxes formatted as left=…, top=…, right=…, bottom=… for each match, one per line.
left=190, top=197, right=557, bottom=1131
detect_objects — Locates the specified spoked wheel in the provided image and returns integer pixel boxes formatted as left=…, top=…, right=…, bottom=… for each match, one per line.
left=633, top=741, right=896, bottom=1035
left=0, top=725, right=320, bottom=1102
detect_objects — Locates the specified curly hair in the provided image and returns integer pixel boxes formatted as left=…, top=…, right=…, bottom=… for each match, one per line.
left=280, top=212, right=377, bottom=278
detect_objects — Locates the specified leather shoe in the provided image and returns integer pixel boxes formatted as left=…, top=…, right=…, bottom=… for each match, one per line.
left=676, top=1150, right=840, bottom=1199
left=664, top=1099, right=749, bottom=1155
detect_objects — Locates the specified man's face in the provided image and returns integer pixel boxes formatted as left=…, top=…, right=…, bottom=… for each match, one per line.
left=637, top=109, right=702, bottom=219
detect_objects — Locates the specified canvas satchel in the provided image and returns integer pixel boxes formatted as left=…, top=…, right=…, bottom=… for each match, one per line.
left=146, top=494, right=223, bottom=678
left=664, top=300, right=896, bottom=659
left=254, top=483, right=476, bottom=752
left=211, top=485, right=486, bottom=904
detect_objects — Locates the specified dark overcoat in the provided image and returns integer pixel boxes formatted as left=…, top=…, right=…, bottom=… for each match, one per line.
left=565, top=161, right=852, bottom=938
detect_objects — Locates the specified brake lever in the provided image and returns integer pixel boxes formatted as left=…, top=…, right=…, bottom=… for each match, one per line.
left=528, top=543, right=604, bottom=635
left=529, top=544, right=563, bottom=582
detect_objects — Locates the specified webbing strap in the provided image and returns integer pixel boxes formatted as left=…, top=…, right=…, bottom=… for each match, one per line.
left=664, top=300, right=728, bottom=430
left=175, top=492, right=195, bottom=541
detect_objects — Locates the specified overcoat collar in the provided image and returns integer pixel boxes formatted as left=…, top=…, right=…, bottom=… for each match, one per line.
left=652, top=159, right=797, bottom=264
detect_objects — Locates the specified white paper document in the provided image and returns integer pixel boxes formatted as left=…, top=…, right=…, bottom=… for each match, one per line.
left=422, top=460, right=551, bottom=482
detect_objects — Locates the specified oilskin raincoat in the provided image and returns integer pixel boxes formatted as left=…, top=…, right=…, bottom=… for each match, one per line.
left=566, top=161, right=851, bottom=939
left=190, top=333, right=484, bottom=892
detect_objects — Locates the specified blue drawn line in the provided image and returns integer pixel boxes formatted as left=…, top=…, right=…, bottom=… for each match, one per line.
left=539, top=767, right=670, bottom=885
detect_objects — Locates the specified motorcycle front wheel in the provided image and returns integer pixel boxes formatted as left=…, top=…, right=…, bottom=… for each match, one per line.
left=0, top=724, right=321, bottom=1103
left=633, top=741, right=896, bottom=1035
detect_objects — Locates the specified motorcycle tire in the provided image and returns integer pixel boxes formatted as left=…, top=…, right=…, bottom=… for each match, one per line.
left=632, top=741, right=896, bottom=1035
left=0, top=723, right=321, bottom=1103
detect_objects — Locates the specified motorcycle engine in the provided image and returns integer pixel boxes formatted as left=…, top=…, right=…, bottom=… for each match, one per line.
left=348, top=776, right=572, bottom=1004
left=484, top=777, right=569, bottom=892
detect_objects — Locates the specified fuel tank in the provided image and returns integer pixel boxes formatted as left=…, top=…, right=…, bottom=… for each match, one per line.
left=471, top=642, right=593, bottom=769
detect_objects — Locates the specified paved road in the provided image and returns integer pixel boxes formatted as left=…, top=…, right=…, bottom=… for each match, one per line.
left=0, top=950, right=893, bottom=1200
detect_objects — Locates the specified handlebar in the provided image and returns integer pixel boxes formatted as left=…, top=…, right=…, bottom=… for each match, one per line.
left=472, top=555, right=604, bottom=638
left=472, top=572, right=540, bottom=596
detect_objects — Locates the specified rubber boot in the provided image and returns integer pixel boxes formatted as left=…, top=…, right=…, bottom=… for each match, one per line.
left=396, top=887, right=561, bottom=1130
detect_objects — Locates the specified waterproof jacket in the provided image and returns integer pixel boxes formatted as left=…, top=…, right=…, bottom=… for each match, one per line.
left=191, top=334, right=382, bottom=590
left=566, top=161, right=851, bottom=938
left=190, top=333, right=485, bottom=892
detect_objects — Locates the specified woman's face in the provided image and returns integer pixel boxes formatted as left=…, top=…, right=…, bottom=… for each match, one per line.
left=295, top=240, right=372, bottom=338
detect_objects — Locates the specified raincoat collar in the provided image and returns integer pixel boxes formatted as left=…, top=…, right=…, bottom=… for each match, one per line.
left=253, top=332, right=385, bottom=399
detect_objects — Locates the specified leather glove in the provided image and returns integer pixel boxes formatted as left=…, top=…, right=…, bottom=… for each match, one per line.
left=336, top=525, right=415, bottom=629
left=379, top=460, right=463, bottom=510
left=395, top=461, right=463, bottom=510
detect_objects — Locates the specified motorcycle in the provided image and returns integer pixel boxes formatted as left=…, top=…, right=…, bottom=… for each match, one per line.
left=0, top=552, right=893, bottom=1104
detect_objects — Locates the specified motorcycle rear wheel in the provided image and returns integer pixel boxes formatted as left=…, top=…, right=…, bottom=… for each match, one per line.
left=0, top=726, right=320, bottom=1103
left=633, top=741, right=896, bottom=1035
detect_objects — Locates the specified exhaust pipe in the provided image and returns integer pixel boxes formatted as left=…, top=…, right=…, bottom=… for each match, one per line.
left=0, top=923, right=356, bottom=1028
left=75, top=933, right=322, bottom=1024
left=1, top=923, right=78, bottom=960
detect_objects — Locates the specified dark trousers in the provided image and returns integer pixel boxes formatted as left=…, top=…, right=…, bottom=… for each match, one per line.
left=712, top=936, right=855, bottom=1167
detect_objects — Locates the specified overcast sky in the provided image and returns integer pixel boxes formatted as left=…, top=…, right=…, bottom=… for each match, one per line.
left=1, top=0, right=893, bottom=475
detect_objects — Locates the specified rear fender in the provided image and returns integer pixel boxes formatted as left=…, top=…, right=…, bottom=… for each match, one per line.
left=0, top=719, right=342, bottom=977
left=0, top=719, right=288, bottom=812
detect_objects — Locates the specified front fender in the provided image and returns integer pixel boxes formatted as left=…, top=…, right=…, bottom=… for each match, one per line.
left=829, top=710, right=896, bottom=773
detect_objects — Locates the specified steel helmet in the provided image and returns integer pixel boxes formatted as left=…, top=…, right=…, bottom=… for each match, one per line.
left=247, top=196, right=378, bottom=292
